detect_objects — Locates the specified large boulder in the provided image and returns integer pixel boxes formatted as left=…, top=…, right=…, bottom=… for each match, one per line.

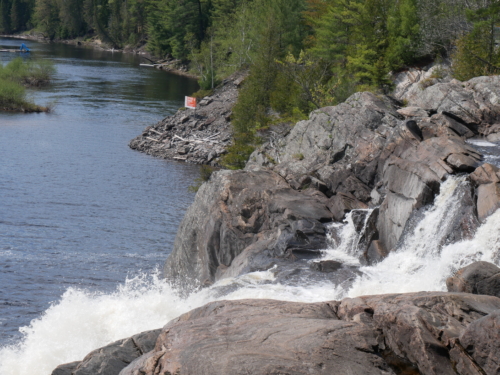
left=247, top=92, right=401, bottom=196
left=446, top=261, right=500, bottom=297
left=163, top=169, right=333, bottom=287
left=51, top=329, right=161, bottom=375
left=119, top=292, right=500, bottom=375
left=402, top=75, right=500, bottom=133
left=469, top=163, right=500, bottom=222
left=459, top=310, right=500, bottom=375
left=477, top=182, right=500, bottom=222
left=375, top=131, right=481, bottom=252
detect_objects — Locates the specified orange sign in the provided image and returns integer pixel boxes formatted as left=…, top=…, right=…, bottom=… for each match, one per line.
left=185, top=96, right=196, bottom=109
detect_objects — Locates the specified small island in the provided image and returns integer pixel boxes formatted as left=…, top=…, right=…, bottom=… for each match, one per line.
left=0, top=56, right=54, bottom=112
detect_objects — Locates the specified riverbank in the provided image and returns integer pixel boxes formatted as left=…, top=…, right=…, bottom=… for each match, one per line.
left=54, top=70, right=500, bottom=374
left=129, top=70, right=246, bottom=166
left=0, top=33, right=197, bottom=79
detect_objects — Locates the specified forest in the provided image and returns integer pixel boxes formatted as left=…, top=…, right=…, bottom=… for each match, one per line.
left=1, top=0, right=499, bottom=167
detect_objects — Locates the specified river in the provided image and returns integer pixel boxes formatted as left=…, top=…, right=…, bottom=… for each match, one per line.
left=1, top=38, right=500, bottom=375
left=0, top=37, right=199, bottom=346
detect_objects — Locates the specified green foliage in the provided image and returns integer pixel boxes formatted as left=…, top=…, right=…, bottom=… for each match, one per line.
left=221, top=0, right=309, bottom=169
left=191, top=88, right=214, bottom=99
left=146, top=0, right=211, bottom=59
left=0, top=58, right=54, bottom=111
left=0, top=57, right=55, bottom=86
left=386, top=0, right=420, bottom=69
left=221, top=136, right=256, bottom=169
left=0, top=77, right=27, bottom=109
left=452, top=0, right=500, bottom=81
left=188, top=165, right=216, bottom=192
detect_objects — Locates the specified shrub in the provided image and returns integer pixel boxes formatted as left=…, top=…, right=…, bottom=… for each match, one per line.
left=0, top=58, right=55, bottom=112
left=0, top=78, right=27, bottom=108
left=188, top=165, right=217, bottom=192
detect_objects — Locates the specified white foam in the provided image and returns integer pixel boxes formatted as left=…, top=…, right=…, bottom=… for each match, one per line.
left=347, top=178, right=500, bottom=297
left=322, top=209, right=375, bottom=266
left=2, top=178, right=500, bottom=375
left=467, top=139, right=498, bottom=147
left=0, top=273, right=209, bottom=375
left=0, top=267, right=344, bottom=375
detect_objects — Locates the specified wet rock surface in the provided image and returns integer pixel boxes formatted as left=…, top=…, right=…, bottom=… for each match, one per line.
left=51, top=329, right=161, bottom=375
left=113, top=292, right=500, bottom=375
left=447, top=261, right=500, bottom=297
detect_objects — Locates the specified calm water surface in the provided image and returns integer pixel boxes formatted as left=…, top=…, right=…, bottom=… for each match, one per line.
left=0, top=37, right=199, bottom=344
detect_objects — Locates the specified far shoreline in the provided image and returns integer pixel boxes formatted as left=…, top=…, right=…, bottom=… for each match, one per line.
left=0, top=33, right=199, bottom=80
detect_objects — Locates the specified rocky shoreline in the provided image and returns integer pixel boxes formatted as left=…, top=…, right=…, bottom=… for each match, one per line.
left=54, top=263, right=500, bottom=375
left=54, top=68, right=500, bottom=374
left=129, top=71, right=245, bottom=166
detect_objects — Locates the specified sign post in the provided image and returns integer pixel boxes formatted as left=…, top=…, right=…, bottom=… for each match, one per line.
left=185, top=96, right=197, bottom=109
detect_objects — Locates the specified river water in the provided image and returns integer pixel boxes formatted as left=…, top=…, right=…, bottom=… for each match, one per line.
left=1, top=38, right=500, bottom=375
left=0, top=37, right=199, bottom=346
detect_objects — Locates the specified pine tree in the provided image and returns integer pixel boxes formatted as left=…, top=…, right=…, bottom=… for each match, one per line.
left=453, top=0, right=500, bottom=80
left=0, top=0, right=11, bottom=33
left=10, top=0, right=20, bottom=31
left=35, top=0, right=60, bottom=38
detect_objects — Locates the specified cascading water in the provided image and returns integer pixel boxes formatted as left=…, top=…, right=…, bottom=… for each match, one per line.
left=1, top=145, right=500, bottom=375
left=347, top=176, right=500, bottom=297
left=322, top=209, right=374, bottom=265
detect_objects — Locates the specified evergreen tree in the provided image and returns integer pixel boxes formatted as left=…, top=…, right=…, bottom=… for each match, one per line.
left=386, top=0, right=420, bottom=68
left=311, top=0, right=392, bottom=88
left=10, top=0, right=20, bottom=31
left=453, top=0, right=500, bottom=80
left=0, top=0, right=11, bottom=33
left=56, top=0, right=85, bottom=38
left=35, top=0, right=59, bottom=38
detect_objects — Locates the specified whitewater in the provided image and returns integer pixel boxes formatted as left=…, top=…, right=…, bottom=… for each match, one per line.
left=1, top=145, right=500, bottom=374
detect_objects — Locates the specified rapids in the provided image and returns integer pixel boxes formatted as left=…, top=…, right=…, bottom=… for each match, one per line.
left=0, top=37, right=499, bottom=374
left=1, top=171, right=500, bottom=374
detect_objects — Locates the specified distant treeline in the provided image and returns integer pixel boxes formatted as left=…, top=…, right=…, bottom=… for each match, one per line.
left=2, top=0, right=498, bottom=167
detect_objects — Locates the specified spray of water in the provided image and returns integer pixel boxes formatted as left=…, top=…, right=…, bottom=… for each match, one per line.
left=322, top=209, right=374, bottom=265
left=347, top=177, right=500, bottom=297
left=1, top=177, right=499, bottom=375
left=0, top=267, right=344, bottom=375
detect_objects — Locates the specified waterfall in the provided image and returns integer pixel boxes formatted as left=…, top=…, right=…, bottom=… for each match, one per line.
left=2, top=177, right=500, bottom=375
left=347, top=176, right=500, bottom=297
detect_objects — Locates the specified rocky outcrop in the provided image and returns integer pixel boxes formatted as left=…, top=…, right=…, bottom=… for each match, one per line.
left=117, top=292, right=500, bottom=375
left=163, top=71, right=500, bottom=285
left=51, top=329, right=161, bottom=375
left=447, top=261, right=500, bottom=297
left=459, top=310, right=500, bottom=375
left=163, top=169, right=333, bottom=287
left=129, top=71, right=246, bottom=166
left=468, top=163, right=500, bottom=222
